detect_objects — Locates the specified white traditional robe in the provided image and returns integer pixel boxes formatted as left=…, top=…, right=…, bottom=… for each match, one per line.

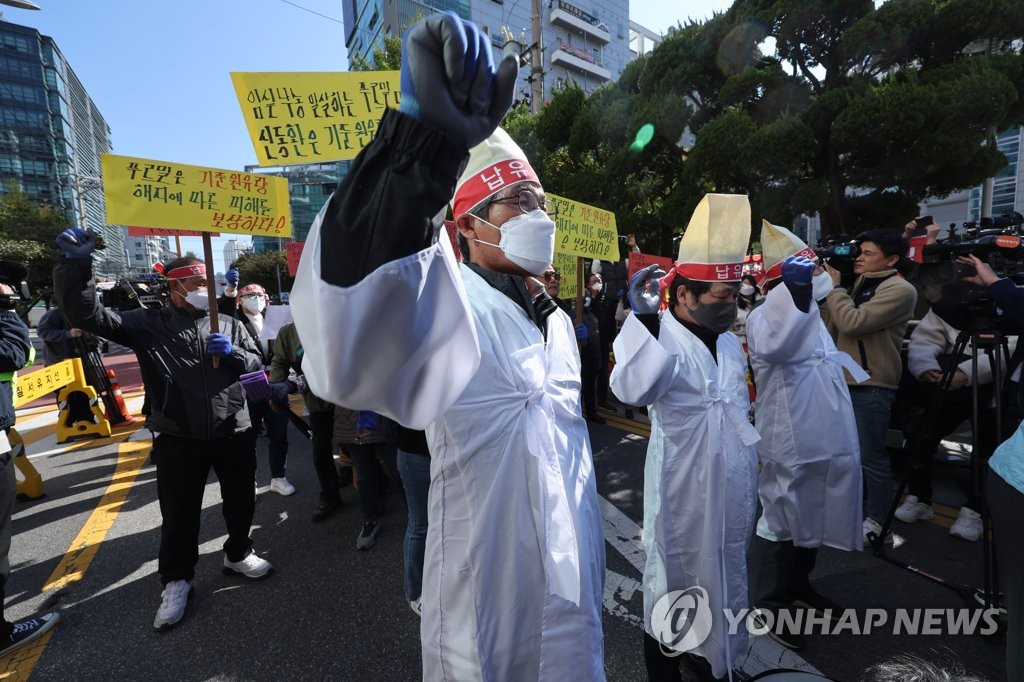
left=610, top=312, right=759, bottom=679
left=745, top=284, right=865, bottom=550
left=292, top=228, right=606, bottom=681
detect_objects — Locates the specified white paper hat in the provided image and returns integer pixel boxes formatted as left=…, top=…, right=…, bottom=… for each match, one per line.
left=758, top=220, right=817, bottom=286
left=452, top=128, right=539, bottom=219
left=675, top=194, right=751, bottom=282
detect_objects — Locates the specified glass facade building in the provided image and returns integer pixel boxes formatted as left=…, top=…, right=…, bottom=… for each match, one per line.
left=0, top=20, right=123, bottom=275
left=247, top=161, right=348, bottom=252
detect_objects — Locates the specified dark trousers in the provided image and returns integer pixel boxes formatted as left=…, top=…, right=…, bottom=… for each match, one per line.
left=153, top=431, right=257, bottom=584
left=899, top=375, right=996, bottom=508
left=309, top=410, right=339, bottom=498
left=248, top=399, right=289, bottom=479
left=581, top=350, right=599, bottom=418
left=988, top=470, right=1023, bottom=682
left=0, top=448, right=14, bottom=639
left=348, top=443, right=397, bottom=522
left=748, top=534, right=817, bottom=609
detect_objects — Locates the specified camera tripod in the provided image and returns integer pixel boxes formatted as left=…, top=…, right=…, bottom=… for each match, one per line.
left=867, top=327, right=1010, bottom=612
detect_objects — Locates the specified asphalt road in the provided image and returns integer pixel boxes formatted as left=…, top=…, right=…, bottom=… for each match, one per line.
left=2, top=351, right=1010, bottom=681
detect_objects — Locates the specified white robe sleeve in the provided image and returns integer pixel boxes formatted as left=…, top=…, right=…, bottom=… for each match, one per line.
left=290, top=213, right=480, bottom=430
left=609, top=313, right=677, bottom=406
left=746, top=284, right=820, bottom=365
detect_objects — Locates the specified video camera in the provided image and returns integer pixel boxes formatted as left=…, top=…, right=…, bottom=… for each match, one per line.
left=0, top=260, right=29, bottom=311
left=909, top=212, right=1024, bottom=333
left=814, top=241, right=862, bottom=262
left=909, top=212, right=1024, bottom=287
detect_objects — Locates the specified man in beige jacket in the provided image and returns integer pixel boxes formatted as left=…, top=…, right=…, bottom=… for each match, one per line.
left=822, top=229, right=917, bottom=544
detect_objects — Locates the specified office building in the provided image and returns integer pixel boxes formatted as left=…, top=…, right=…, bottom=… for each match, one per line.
left=343, top=0, right=632, bottom=105
left=0, top=20, right=123, bottom=274
left=247, top=161, right=348, bottom=251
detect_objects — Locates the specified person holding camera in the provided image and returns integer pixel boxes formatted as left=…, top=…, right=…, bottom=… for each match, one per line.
left=290, top=14, right=605, bottom=679
left=822, top=229, right=917, bottom=544
left=0, top=261, right=59, bottom=657
left=53, top=236, right=270, bottom=633
left=956, top=253, right=1024, bottom=681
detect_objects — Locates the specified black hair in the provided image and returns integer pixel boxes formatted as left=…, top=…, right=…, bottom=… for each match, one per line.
left=855, top=228, right=908, bottom=259
left=667, top=274, right=712, bottom=308
left=164, top=256, right=204, bottom=273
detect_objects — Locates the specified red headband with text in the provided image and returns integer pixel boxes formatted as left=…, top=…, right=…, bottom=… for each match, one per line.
left=452, top=159, right=540, bottom=218
left=165, top=264, right=206, bottom=280
left=758, top=246, right=817, bottom=285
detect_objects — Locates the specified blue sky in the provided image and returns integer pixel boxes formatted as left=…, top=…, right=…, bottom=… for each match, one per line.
left=8, top=0, right=730, bottom=269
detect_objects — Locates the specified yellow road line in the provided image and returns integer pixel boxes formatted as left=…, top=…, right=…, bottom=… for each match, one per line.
left=43, top=439, right=151, bottom=592
left=0, top=630, right=56, bottom=678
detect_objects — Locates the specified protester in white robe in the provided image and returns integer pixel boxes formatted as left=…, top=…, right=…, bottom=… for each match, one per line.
left=744, top=221, right=866, bottom=651
left=610, top=194, right=759, bottom=682
left=290, top=14, right=605, bottom=680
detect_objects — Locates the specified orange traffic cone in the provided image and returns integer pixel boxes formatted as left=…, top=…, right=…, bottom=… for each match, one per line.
left=106, top=369, right=136, bottom=425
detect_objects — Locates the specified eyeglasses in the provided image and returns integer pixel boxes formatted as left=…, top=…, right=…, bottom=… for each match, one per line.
left=542, top=271, right=561, bottom=282
left=487, top=188, right=557, bottom=217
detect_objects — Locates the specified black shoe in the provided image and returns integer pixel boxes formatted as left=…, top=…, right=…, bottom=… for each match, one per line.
left=0, top=613, right=59, bottom=658
left=751, top=609, right=807, bottom=651
left=311, top=494, right=342, bottom=522
left=624, top=407, right=634, bottom=419
left=792, top=588, right=844, bottom=623
left=586, top=414, right=607, bottom=425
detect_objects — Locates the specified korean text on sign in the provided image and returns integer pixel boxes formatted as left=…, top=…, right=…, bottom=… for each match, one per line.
left=13, top=360, right=76, bottom=408
left=554, top=252, right=578, bottom=300
left=231, top=72, right=401, bottom=166
left=548, top=193, right=619, bottom=260
left=102, top=154, right=292, bottom=238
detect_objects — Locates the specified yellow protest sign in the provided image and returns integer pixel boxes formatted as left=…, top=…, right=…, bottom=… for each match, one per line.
left=548, top=193, right=619, bottom=260
left=102, top=154, right=292, bottom=237
left=554, top=252, right=578, bottom=300
left=231, top=71, right=401, bottom=166
left=14, top=359, right=76, bottom=407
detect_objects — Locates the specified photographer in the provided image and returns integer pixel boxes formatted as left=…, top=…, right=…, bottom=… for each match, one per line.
left=0, top=260, right=59, bottom=656
left=959, top=253, right=1024, bottom=682
left=822, top=229, right=917, bottom=543
left=593, top=234, right=639, bottom=409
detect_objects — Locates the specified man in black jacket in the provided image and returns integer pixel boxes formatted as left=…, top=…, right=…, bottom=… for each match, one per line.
left=0, top=260, right=59, bottom=656
left=53, top=235, right=271, bottom=633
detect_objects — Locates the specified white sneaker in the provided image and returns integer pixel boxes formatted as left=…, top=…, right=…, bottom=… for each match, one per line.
left=949, top=506, right=982, bottom=542
left=863, top=517, right=893, bottom=546
left=894, top=495, right=934, bottom=523
left=269, top=477, right=295, bottom=496
left=409, top=599, right=423, bottom=617
left=223, top=551, right=273, bottom=579
left=153, top=580, right=192, bottom=631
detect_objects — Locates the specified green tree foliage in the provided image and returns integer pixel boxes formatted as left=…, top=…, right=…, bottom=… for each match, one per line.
left=506, top=0, right=1024, bottom=252
left=0, top=185, right=70, bottom=294
left=350, top=29, right=404, bottom=72
left=234, top=250, right=293, bottom=297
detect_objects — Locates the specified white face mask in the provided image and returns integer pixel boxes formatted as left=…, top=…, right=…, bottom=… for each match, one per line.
left=739, top=283, right=756, bottom=296
left=242, top=296, right=266, bottom=314
left=812, top=270, right=834, bottom=301
left=473, top=208, right=556, bottom=276
left=183, top=287, right=210, bottom=310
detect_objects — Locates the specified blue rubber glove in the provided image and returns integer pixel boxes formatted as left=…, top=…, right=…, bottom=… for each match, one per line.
left=205, top=333, right=232, bottom=357
left=781, top=255, right=815, bottom=285
left=628, top=264, right=666, bottom=315
left=575, top=322, right=589, bottom=342
left=225, top=268, right=239, bottom=287
left=55, top=228, right=99, bottom=259
left=399, top=12, right=519, bottom=148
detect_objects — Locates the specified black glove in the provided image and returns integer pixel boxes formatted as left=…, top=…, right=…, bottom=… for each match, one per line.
left=399, top=12, right=518, bottom=148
